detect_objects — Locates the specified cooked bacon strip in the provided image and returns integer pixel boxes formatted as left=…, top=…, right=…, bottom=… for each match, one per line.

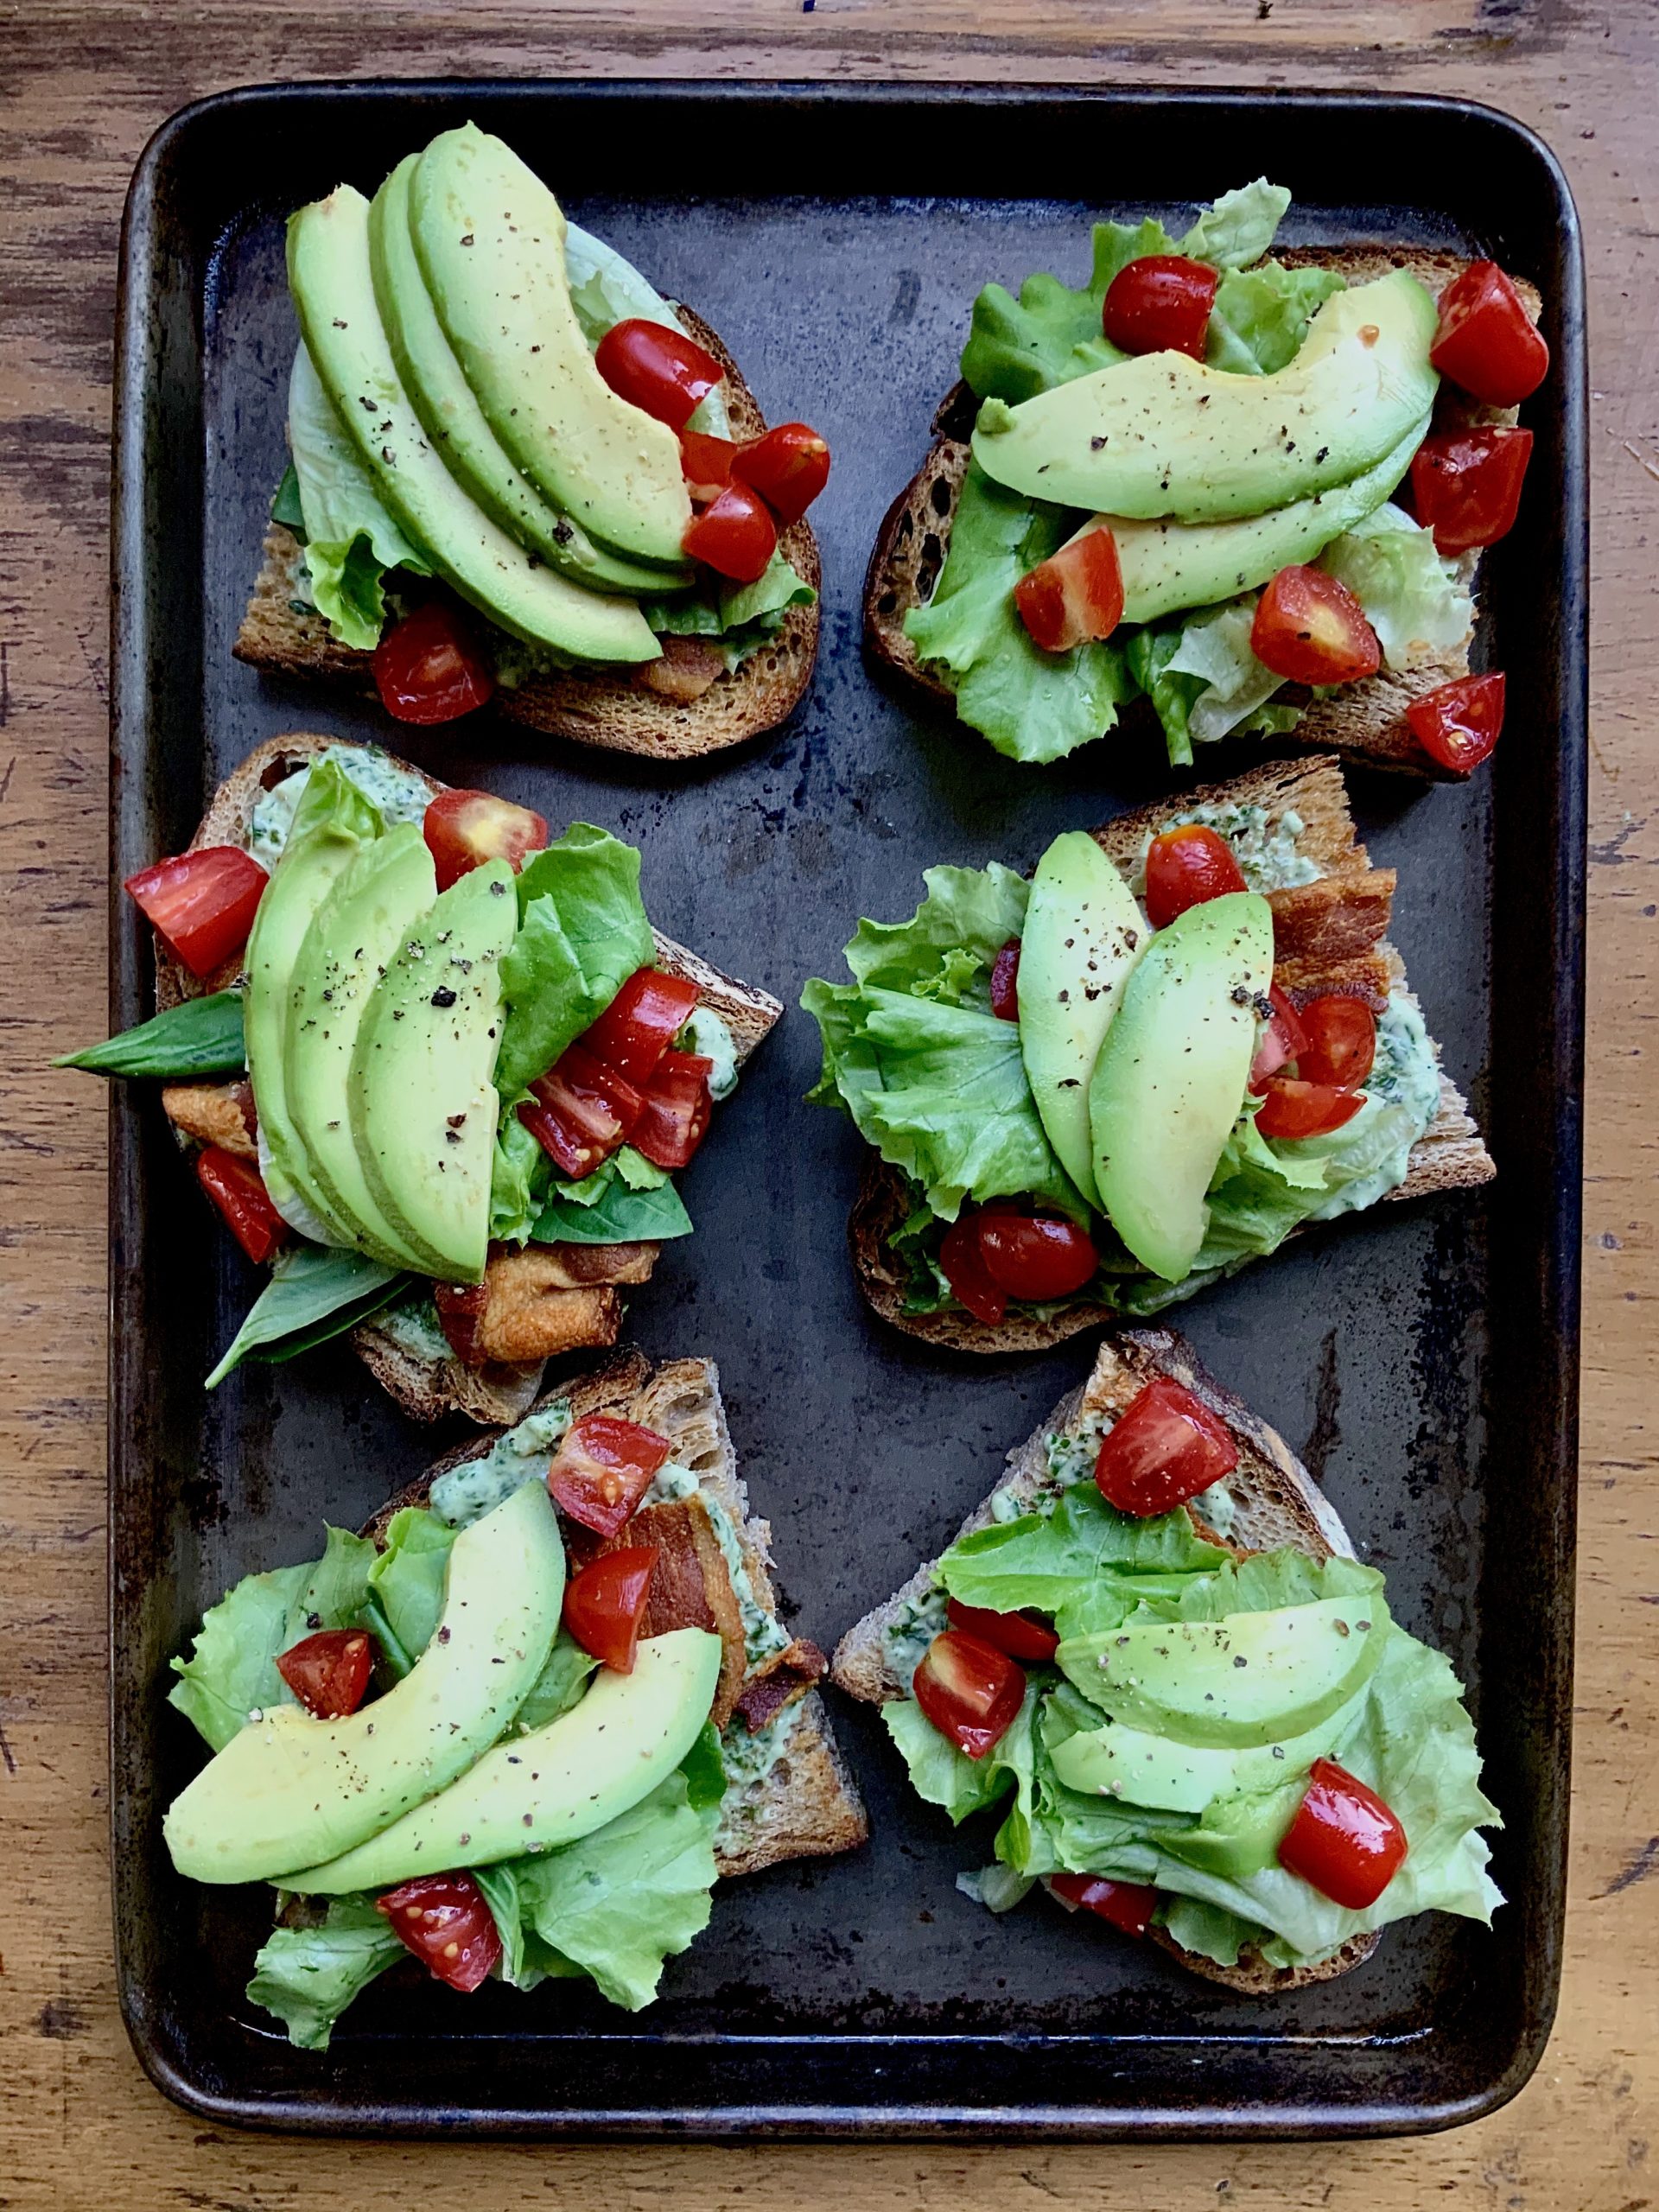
left=162, top=1079, right=257, bottom=1160
left=571, top=1497, right=747, bottom=1727
left=521, top=1241, right=660, bottom=1291
left=732, top=1638, right=828, bottom=1735
left=432, top=1243, right=659, bottom=1367
left=1274, top=952, right=1393, bottom=1014
left=632, top=635, right=725, bottom=703
left=1267, top=869, right=1395, bottom=973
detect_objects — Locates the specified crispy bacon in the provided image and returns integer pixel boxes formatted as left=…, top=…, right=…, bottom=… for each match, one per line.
left=732, top=1638, right=828, bottom=1734
left=432, top=1244, right=660, bottom=1367
left=632, top=634, right=726, bottom=703
left=570, top=1497, right=747, bottom=1726
left=1273, top=953, right=1393, bottom=1014
left=520, top=1241, right=660, bottom=1291
left=1267, top=870, right=1395, bottom=972
left=162, top=1079, right=257, bottom=1160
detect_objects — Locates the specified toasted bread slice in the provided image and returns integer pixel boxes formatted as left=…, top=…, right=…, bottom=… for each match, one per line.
left=156, top=733, right=783, bottom=1424
left=845, top=753, right=1493, bottom=1354
left=865, top=248, right=1541, bottom=780
left=235, top=310, right=819, bottom=764
left=831, top=1327, right=1380, bottom=1993
left=373, top=1348, right=868, bottom=1880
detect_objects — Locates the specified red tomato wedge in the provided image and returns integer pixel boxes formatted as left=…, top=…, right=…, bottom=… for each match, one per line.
left=1249, top=983, right=1311, bottom=1094
left=1429, top=260, right=1549, bottom=408
left=563, top=1548, right=659, bottom=1674
left=594, top=318, right=724, bottom=430
left=1254, top=1076, right=1365, bottom=1141
left=913, top=1630, right=1026, bottom=1759
left=433, top=1277, right=488, bottom=1366
left=196, top=1147, right=288, bottom=1265
left=519, top=1044, right=645, bottom=1179
left=422, top=788, right=549, bottom=893
left=276, top=1628, right=374, bottom=1720
left=372, top=602, right=494, bottom=725
left=1142, top=823, right=1248, bottom=930
left=1405, top=671, right=1506, bottom=775
left=377, top=1872, right=501, bottom=1993
left=1102, top=254, right=1219, bottom=361
left=1095, top=1374, right=1238, bottom=1518
left=1251, top=566, right=1381, bottom=686
left=1014, top=527, right=1124, bottom=653
left=1409, top=426, right=1533, bottom=556
left=547, top=1414, right=672, bottom=1539
left=1048, top=1871, right=1158, bottom=1937
left=990, top=940, right=1021, bottom=1021
left=629, top=1048, right=713, bottom=1171
left=976, top=1211, right=1098, bottom=1302
left=682, top=480, right=777, bottom=584
left=733, top=423, right=832, bottom=524
left=1278, top=1758, right=1408, bottom=1909
left=938, top=1212, right=1007, bottom=1328
left=946, top=1597, right=1059, bottom=1664
left=681, top=430, right=738, bottom=503
left=125, top=845, right=268, bottom=981
left=1296, top=996, right=1377, bottom=1090
left=579, top=969, right=701, bottom=1087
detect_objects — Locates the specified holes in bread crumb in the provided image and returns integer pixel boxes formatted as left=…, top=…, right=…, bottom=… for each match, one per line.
left=916, top=531, right=945, bottom=605
left=929, top=475, right=954, bottom=518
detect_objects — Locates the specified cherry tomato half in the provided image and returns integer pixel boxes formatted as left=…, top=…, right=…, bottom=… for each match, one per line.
left=1102, top=254, right=1220, bottom=361
left=196, top=1147, right=289, bottom=1266
left=518, top=1043, right=645, bottom=1179
left=1405, top=671, right=1506, bottom=775
left=1278, top=1758, right=1408, bottom=1909
left=372, top=602, right=495, bottom=725
left=1014, top=526, right=1124, bottom=653
left=939, top=1211, right=1007, bottom=1328
left=1296, top=996, right=1377, bottom=1090
left=629, top=1048, right=714, bottom=1171
left=1429, top=260, right=1549, bottom=409
left=1248, top=983, right=1311, bottom=1094
left=976, top=1211, right=1099, bottom=1302
left=1409, top=426, right=1533, bottom=556
left=594, top=318, right=724, bottom=430
left=563, top=1546, right=659, bottom=1674
left=682, top=479, right=778, bottom=584
left=1094, top=1374, right=1238, bottom=1518
left=733, top=423, right=832, bottom=525
left=913, top=1629, right=1026, bottom=1759
left=422, top=788, right=549, bottom=894
left=276, top=1627, right=374, bottom=1719
left=1048, top=1871, right=1158, bottom=1937
left=680, top=430, right=738, bottom=503
left=1251, top=566, right=1381, bottom=687
left=377, top=1872, right=501, bottom=1993
left=990, top=939, right=1021, bottom=1022
left=1142, top=824, right=1248, bottom=931
left=125, top=845, right=268, bottom=981
left=578, top=968, right=701, bottom=1087
left=946, top=1596, right=1059, bottom=1664
left=1253, top=1076, right=1365, bottom=1141
left=548, top=1414, right=673, bottom=1540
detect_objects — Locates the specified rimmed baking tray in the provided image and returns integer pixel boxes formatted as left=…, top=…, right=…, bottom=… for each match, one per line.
left=110, top=79, right=1586, bottom=2137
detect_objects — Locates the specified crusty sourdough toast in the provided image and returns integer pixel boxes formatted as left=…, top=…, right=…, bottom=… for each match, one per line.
left=831, top=1326, right=1379, bottom=1993
left=375, top=1347, right=868, bottom=1880
left=845, top=752, right=1494, bottom=1355
left=155, top=733, right=783, bottom=1425
left=236, top=310, right=819, bottom=764
left=865, top=248, right=1541, bottom=780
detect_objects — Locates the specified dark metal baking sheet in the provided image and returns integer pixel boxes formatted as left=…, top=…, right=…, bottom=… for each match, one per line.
left=110, top=79, right=1586, bottom=2139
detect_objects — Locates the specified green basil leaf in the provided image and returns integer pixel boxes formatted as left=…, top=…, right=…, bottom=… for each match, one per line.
left=56, top=991, right=246, bottom=1078
left=206, top=1243, right=409, bottom=1389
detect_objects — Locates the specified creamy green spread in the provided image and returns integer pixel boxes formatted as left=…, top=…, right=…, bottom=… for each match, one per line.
left=1130, top=802, right=1321, bottom=898
left=429, top=1402, right=573, bottom=1528
left=1304, top=990, right=1442, bottom=1218
left=373, top=1293, right=453, bottom=1366
left=249, top=746, right=433, bottom=861
left=679, top=1007, right=740, bottom=1101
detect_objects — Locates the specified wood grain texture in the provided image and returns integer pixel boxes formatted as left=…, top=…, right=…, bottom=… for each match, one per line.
left=3, top=2, right=1655, bottom=2202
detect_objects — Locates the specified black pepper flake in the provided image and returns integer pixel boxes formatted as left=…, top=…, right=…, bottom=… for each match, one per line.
left=430, top=987, right=457, bottom=1008
left=461, top=233, right=474, bottom=246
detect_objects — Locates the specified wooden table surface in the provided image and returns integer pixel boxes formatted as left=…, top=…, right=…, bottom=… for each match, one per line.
left=5, top=2, right=1656, bottom=2202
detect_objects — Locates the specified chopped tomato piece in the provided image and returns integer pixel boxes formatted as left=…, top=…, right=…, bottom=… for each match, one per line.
left=1014, top=526, right=1124, bottom=653
left=976, top=1211, right=1098, bottom=1301
left=563, top=1547, right=659, bottom=1674
left=518, top=1043, right=645, bottom=1179
left=433, top=1277, right=488, bottom=1366
left=276, top=1628, right=374, bottom=1719
left=578, top=969, right=701, bottom=1087
left=125, top=845, right=268, bottom=981
left=1254, top=1076, right=1365, bottom=1141
left=1101, top=254, right=1219, bottom=361
left=938, top=1212, right=1007, bottom=1328
left=681, top=430, right=738, bottom=503
left=1279, top=1758, right=1408, bottom=1909
left=422, top=788, right=549, bottom=893
left=1296, top=996, right=1377, bottom=1090
left=1409, top=426, right=1533, bottom=555
left=629, top=1048, right=713, bottom=1171
left=912, top=1629, right=1026, bottom=1759
left=682, top=480, right=777, bottom=584
left=594, top=318, right=724, bottom=430
left=733, top=423, right=832, bottom=524
left=1249, top=983, right=1310, bottom=1094
left=1429, top=260, right=1549, bottom=408
left=946, top=1596, right=1059, bottom=1664
left=1251, top=566, right=1380, bottom=686
left=1143, top=823, right=1248, bottom=930
left=372, top=602, right=494, bottom=725
left=1405, top=671, right=1505, bottom=774
left=548, top=1414, right=672, bottom=1539
left=990, top=939, right=1021, bottom=1021
left=1095, top=1374, right=1238, bottom=1518
left=1048, top=1871, right=1158, bottom=1937
left=377, top=1872, right=501, bottom=1993
left=196, top=1147, right=288, bottom=1265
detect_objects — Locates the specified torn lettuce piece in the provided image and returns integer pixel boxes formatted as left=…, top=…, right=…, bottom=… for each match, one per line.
left=285, top=345, right=430, bottom=652
left=1320, top=502, right=1474, bottom=671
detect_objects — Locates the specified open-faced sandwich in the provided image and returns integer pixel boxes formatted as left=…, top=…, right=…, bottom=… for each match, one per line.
left=803, top=754, right=1492, bottom=1351
left=235, top=123, right=826, bottom=758
left=833, top=1331, right=1500, bottom=1992
left=65, top=734, right=779, bottom=1421
left=165, top=1349, right=866, bottom=2048
left=866, top=180, right=1546, bottom=778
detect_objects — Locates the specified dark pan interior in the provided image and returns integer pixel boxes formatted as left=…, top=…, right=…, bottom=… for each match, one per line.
left=110, top=82, right=1586, bottom=2138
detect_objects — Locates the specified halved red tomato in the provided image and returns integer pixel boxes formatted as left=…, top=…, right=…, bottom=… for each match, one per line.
left=946, top=1596, right=1059, bottom=1664
left=563, top=1547, right=659, bottom=1674
left=422, top=788, right=549, bottom=893
left=276, top=1627, right=374, bottom=1719
left=1279, top=1758, right=1408, bottom=1909
left=1014, top=526, right=1124, bottom=653
left=976, top=1211, right=1098, bottom=1302
left=1101, top=254, right=1219, bottom=361
left=733, top=423, right=832, bottom=524
left=1094, top=1374, right=1238, bottom=1518
left=1048, top=1871, right=1158, bottom=1937
left=1251, top=566, right=1380, bottom=687
left=1429, top=260, right=1549, bottom=408
left=1295, top=996, right=1377, bottom=1090
left=125, top=845, right=268, bottom=981
left=1142, top=823, right=1248, bottom=930
left=990, top=939, right=1021, bottom=1021
left=548, top=1414, right=672, bottom=1539
left=518, top=1043, right=645, bottom=1179
left=682, top=481, right=777, bottom=584
left=1405, top=671, right=1505, bottom=774
left=377, top=1872, right=501, bottom=1993
left=1249, top=983, right=1311, bottom=1094
left=912, top=1629, right=1026, bottom=1759
left=681, top=429, right=738, bottom=503
left=629, top=1048, right=713, bottom=1170
left=594, top=318, right=724, bottom=429
left=1254, top=1076, right=1365, bottom=1141
left=195, top=1147, right=288, bottom=1265
left=938, top=1212, right=1007, bottom=1328
left=1409, top=426, right=1532, bottom=555
left=372, top=602, right=495, bottom=725
left=578, top=969, right=701, bottom=1087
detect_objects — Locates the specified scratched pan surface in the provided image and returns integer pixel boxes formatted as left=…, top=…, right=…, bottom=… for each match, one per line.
left=108, top=82, right=1586, bottom=2138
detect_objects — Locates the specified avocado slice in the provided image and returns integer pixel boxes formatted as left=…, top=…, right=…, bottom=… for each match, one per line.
left=348, top=858, right=517, bottom=1285
left=283, top=823, right=446, bottom=1274
left=288, top=185, right=659, bottom=664
left=369, top=155, right=692, bottom=598
left=286, top=1626, right=721, bottom=1893
left=971, top=270, right=1440, bottom=524
left=408, top=124, right=692, bottom=568
left=1016, top=830, right=1147, bottom=1211
left=164, top=1482, right=563, bottom=1885
left=1088, top=891, right=1273, bottom=1283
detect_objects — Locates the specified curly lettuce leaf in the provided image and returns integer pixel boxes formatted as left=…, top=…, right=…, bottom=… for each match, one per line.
left=1206, top=261, right=1346, bottom=376
left=1320, top=502, right=1474, bottom=671
left=247, top=1897, right=405, bottom=2050
left=1177, top=180, right=1292, bottom=270
left=938, top=1480, right=1229, bottom=1621
left=495, top=824, right=656, bottom=1099
left=365, top=1506, right=456, bottom=1665
left=641, top=550, right=816, bottom=663
left=286, top=345, right=430, bottom=652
